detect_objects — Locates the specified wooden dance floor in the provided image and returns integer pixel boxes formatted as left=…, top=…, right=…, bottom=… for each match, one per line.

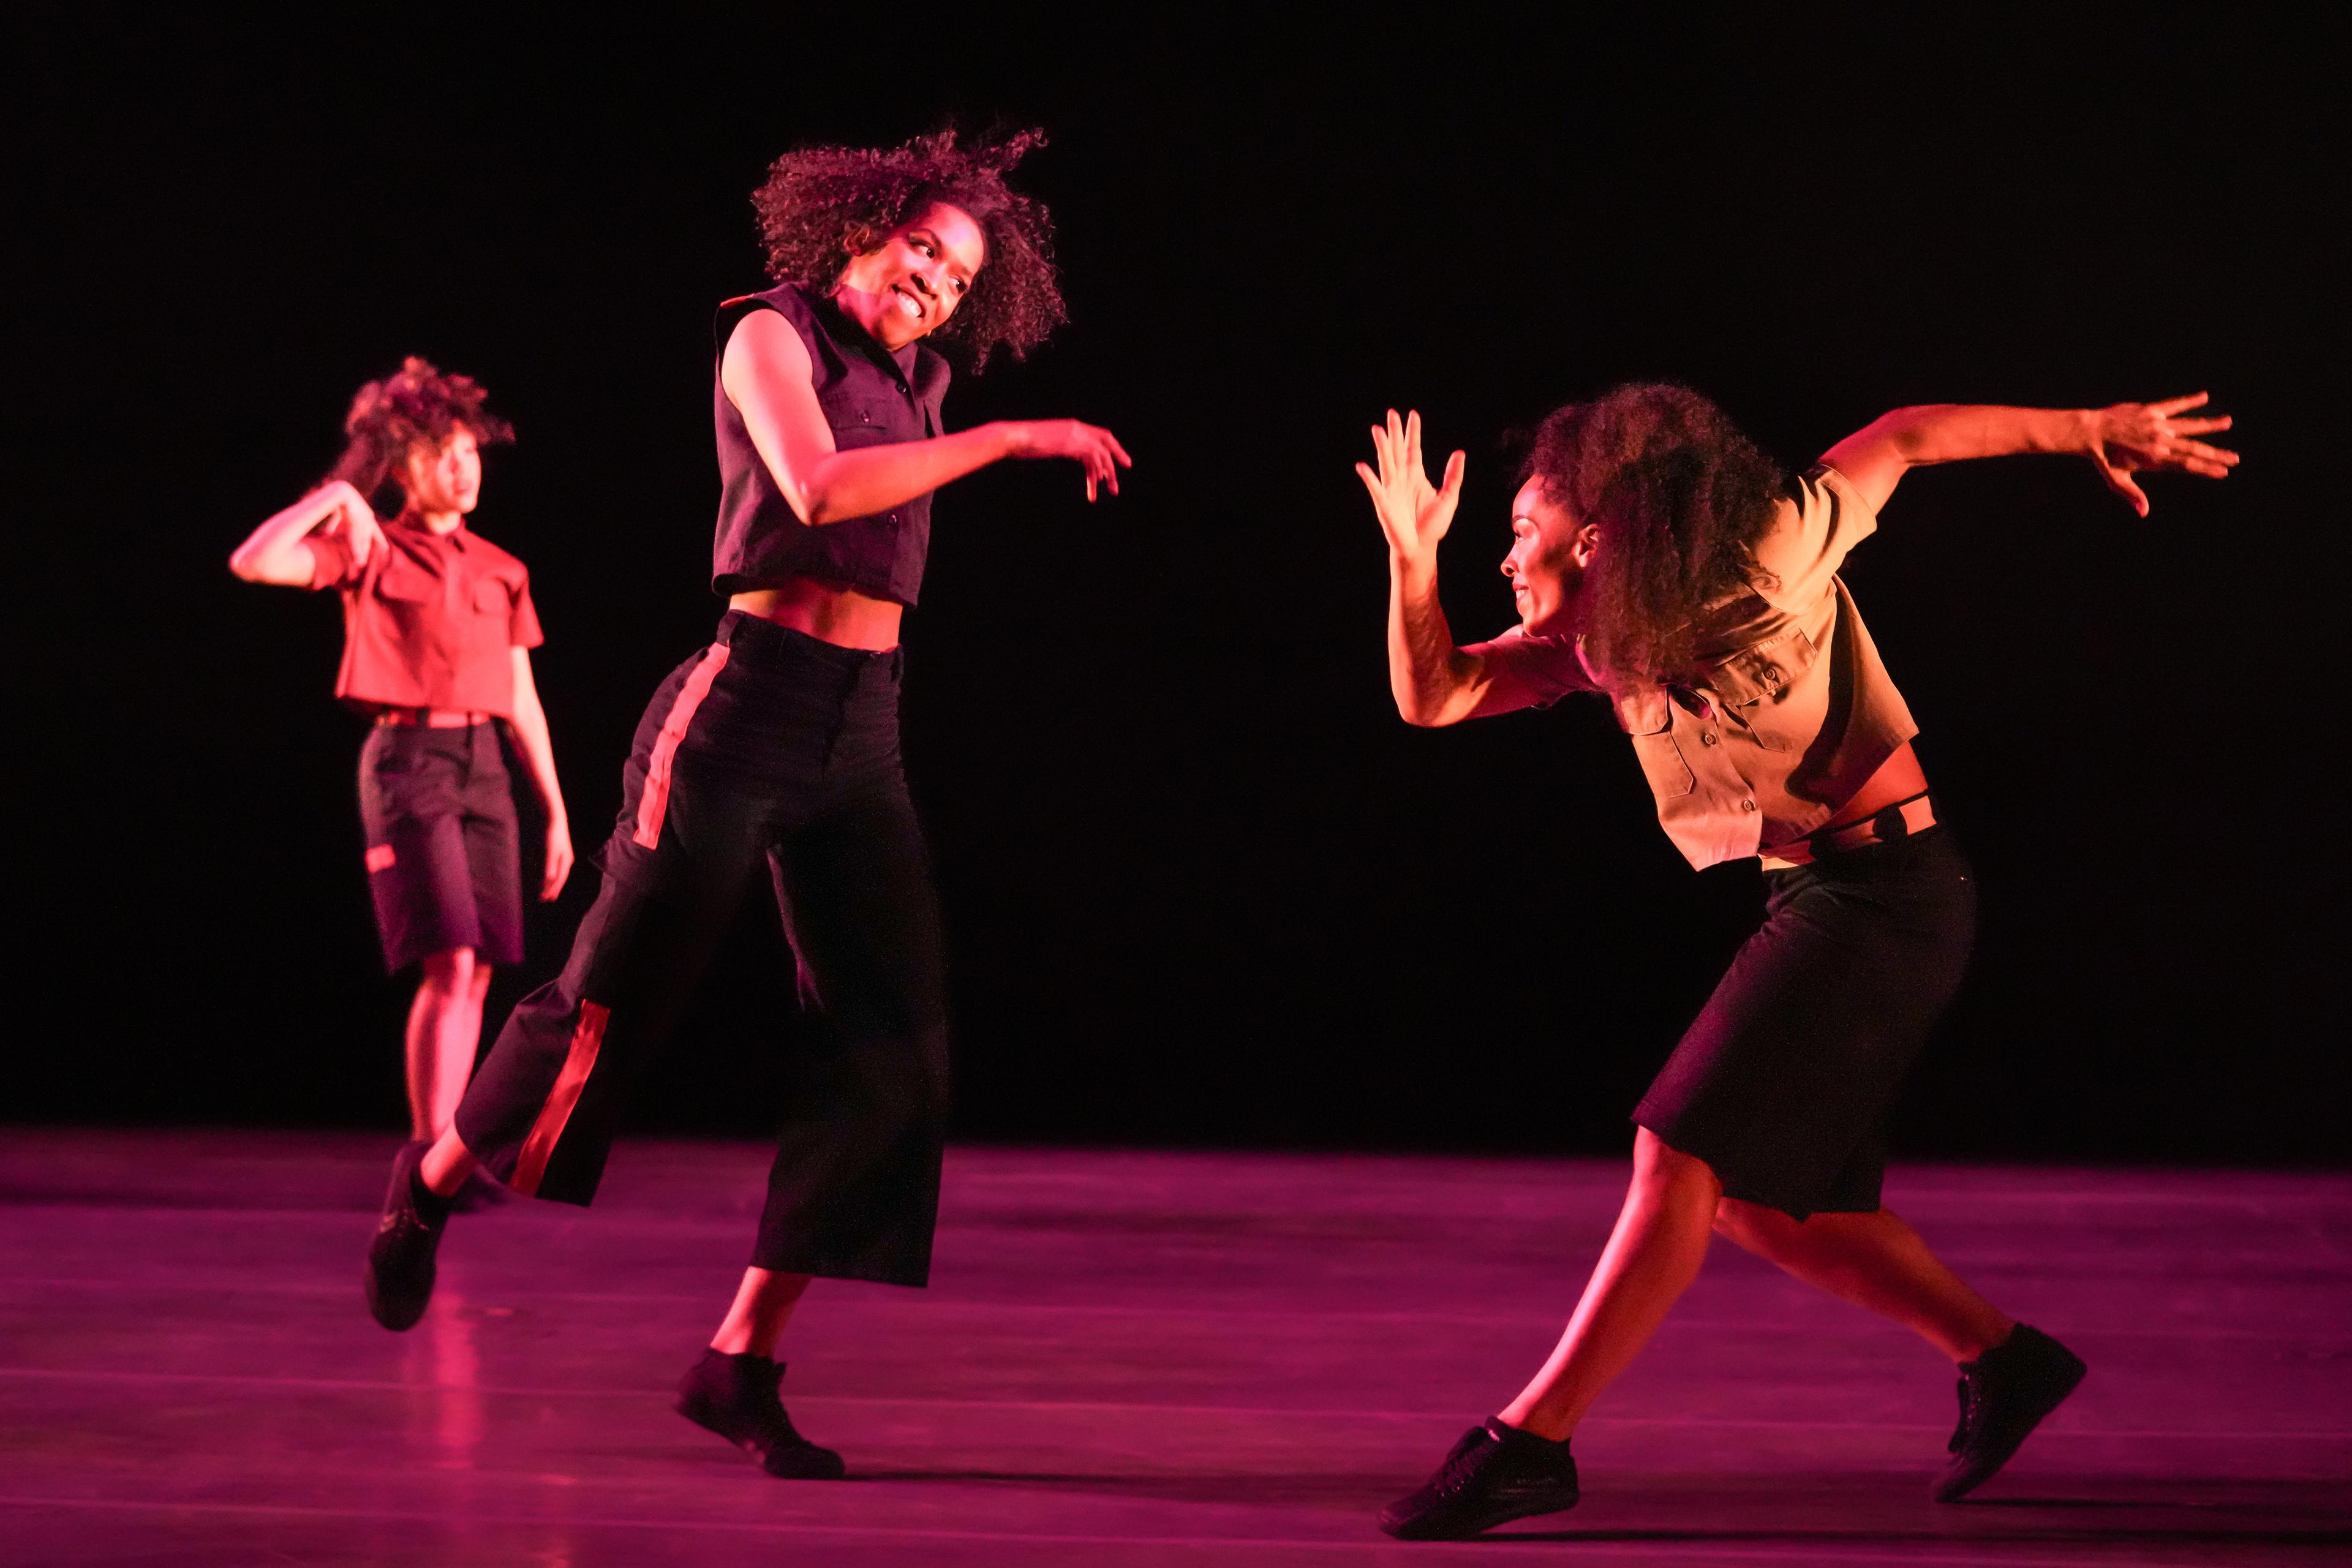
left=2, top=1131, right=2346, bottom=1565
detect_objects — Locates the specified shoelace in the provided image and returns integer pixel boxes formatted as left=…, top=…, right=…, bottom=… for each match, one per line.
left=1431, top=1428, right=1499, bottom=1498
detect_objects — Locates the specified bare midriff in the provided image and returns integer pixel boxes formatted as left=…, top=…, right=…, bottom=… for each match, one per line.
left=1817, top=740, right=1930, bottom=833
left=729, top=576, right=904, bottom=652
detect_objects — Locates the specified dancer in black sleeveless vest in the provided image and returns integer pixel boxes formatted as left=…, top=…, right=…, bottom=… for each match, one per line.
left=362, top=129, right=1129, bottom=1480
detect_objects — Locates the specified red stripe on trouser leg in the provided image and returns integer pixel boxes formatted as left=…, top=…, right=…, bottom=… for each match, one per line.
left=509, top=1001, right=611, bottom=1197
left=633, top=643, right=730, bottom=849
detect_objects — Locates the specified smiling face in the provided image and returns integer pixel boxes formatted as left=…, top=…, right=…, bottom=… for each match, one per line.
left=401, top=426, right=482, bottom=522
left=831, top=201, right=988, bottom=351
left=1501, top=475, right=1598, bottom=634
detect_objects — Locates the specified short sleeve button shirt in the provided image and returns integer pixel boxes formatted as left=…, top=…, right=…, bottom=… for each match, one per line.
left=1503, top=465, right=1919, bottom=869
left=305, top=518, right=543, bottom=717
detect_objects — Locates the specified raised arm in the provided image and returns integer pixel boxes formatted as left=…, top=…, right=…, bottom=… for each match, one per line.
left=1357, top=410, right=1587, bottom=728
left=1821, top=394, right=2238, bottom=516
left=720, top=311, right=1130, bottom=521
left=507, top=647, right=573, bottom=901
left=228, top=480, right=382, bottom=586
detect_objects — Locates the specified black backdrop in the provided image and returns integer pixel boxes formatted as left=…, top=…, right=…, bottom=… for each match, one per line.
left=10, top=10, right=2346, bottom=1161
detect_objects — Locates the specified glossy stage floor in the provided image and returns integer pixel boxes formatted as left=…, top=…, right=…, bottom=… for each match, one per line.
left=2, top=1131, right=2346, bottom=1566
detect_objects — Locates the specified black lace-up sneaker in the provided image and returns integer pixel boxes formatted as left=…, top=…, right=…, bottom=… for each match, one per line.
left=676, top=1349, right=847, bottom=1480
left=1379, top=1418, right=1580, bottom=1540
left=363, top=1140, right=450, bottom=1332
left=1935, top=1324, right=2087, bottom=1501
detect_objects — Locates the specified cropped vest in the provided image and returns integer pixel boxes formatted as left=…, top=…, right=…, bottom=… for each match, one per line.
left=710, top=281, right=951, bottom=605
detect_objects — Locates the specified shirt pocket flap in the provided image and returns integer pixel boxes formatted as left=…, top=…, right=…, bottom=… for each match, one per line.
left=1614, top=688, right=1673, bottom=736
left=373, top=558, right=437, bottom=601
left=473, top=579, right=512, bottom=615
left=1704, top=625, right=1819, bottom=706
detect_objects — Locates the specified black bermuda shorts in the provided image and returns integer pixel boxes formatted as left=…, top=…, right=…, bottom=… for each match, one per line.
left=1635, top=823, right=1977, bottom=1220
left=357, top=722, right=524, bottom=974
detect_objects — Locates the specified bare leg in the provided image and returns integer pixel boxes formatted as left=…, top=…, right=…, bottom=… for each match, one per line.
left=404, top=948, right=489, bottom=1140
left=1498, top=1128, right=1724, bottom=1441
left=710, top=1268, right=814, bottom=1357
left=1713, top=1199, right=2013, bottom=1362
left=418, top=1129, right=479, bottom=1197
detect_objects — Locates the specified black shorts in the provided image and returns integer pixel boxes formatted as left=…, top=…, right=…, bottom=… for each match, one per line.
left=1634, top=823, right=1977, bottom=1220
left=357, top=723, right=524, bottom=974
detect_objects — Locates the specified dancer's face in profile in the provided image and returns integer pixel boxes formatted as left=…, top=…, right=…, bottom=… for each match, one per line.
left=402, top=426, right=482, bottom=518
left=1501, top=477, right=1597, bottom=635
left=834, top=202, right=988, bottom=351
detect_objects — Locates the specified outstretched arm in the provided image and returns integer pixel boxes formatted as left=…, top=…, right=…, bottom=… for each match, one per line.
left=720, top=311, right=1131, bottom=522
left=1822, top=393, right=2238, bottom=516
left=229, top=480, right=382, bottom=586
left=1357, top=409, right=1586, bottom=727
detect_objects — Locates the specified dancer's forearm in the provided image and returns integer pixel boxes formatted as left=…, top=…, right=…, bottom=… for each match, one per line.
left=506, top=649, right=566, bottom=827
left=230, top=484, right=351, bottom=586
left=787, top=425, right=1019, bottom=525
left=1389, top=557, right=1489, bottom=728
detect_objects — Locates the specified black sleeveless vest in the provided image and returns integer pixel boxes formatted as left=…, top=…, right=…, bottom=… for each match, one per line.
left=710, top=282, right=952, bottom=605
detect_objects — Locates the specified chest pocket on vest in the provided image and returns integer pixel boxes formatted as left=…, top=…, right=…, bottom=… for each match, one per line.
left=1704, top=627, right=1823, bottom=753
left=820, top=390, right=908, bottom=453
left=1615, top=688, right=1695, bottom=798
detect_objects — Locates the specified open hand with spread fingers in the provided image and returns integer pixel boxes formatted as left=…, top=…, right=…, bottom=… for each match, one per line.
left=2089, top=392, right=2239, bottom=516
left=1357, top=409, right=1466, bottom=568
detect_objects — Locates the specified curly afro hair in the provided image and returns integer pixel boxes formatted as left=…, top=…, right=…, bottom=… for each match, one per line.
left=750, top=127, right=1065, bottom=371
left=1521, top=384, right=1786, bottom=691
left=328, top=356, right=513, bottom=508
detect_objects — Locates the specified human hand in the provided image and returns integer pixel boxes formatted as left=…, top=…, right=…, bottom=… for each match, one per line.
left=1006, top=420, right=1133, bottom=502
left=1355, top=409, right=1463, bottom=568
left=541, top=818, right=574, bottom=901
left=329, top=480, right=385, bottom=564
left=2088, top=393, right=2239, bottom=516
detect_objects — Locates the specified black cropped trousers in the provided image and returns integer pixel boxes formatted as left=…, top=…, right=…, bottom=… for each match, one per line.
left=454, top=612, right=950, bottom=1286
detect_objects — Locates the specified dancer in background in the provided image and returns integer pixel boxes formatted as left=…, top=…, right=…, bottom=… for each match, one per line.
left=361, top=130, right=1129, bottom=1481
left=231, top=359, right=572, bottom=1150
left=1358, top=390, right=2235, bottom=1538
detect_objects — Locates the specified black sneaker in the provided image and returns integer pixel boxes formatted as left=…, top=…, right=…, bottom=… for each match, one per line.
left=676, top=1349, right=846, bottom=1480
left=363, top=1140, right=450, bottom=1332
left=1935, top=1324, right=2087, bottom=1501
left=1379, top=1418, right=1579, bottom=1540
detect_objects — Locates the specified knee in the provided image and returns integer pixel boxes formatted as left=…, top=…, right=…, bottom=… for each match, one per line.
left=1713, top=1196, right=1805, bottom=1254
left=418, top=947, right=478, bottom=995
left=1632, top=1126, right=1722, bottom=1208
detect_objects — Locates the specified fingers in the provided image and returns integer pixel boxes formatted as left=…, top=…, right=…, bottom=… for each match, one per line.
left=2177, top=438, right=2241, bottom=468
left=2173, top=414, right=2233, bottom=435
left=1439, top=448, right=1466, bottom=497
left=2098, top=459, right=2151, bottom=517
left=2149, top=391, right=2211, bottom=416
left=1406, top=409, right=1423, bottom=474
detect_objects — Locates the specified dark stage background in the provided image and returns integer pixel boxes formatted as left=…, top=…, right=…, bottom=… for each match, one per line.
left=9, top=12, right=2345, bottom=1162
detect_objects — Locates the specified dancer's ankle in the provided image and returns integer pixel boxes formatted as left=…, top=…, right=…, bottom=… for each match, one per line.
left=418, top=1134, right=477, bottom=1198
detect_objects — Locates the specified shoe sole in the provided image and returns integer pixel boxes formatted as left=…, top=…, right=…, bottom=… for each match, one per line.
left=1933, top=1355, right=2087, bottom=1502
left=676, top=1392, right=846, bottom=1480
left=1379, top=1488, right=1579, bottom=1540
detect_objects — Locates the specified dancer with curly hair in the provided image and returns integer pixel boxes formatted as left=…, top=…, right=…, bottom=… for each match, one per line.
left=1358, top=388, right=2236, bottom=1538
left=362, top=129, right=1129, bottom=1480
left=231, top=360, right=572, bottom=1148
